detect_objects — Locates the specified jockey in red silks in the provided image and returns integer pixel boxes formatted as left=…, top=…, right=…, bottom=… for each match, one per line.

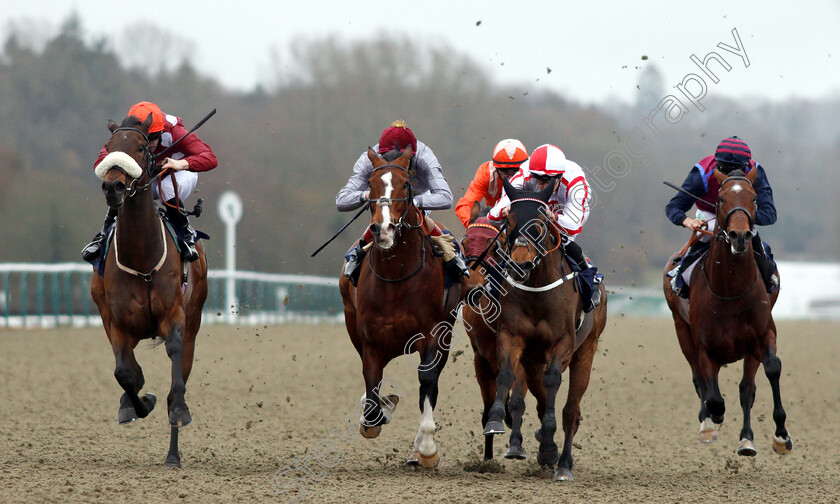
left=336, top=120, right=469, bottom=287
left=665, top=136, right=778, bottom=298
left=83, top=101, right=217, bottom=263
left=487, top=143, right=602, bottom=312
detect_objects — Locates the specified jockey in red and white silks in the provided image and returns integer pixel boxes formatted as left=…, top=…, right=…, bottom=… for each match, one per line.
left=487, top=144, right=591, bottom=241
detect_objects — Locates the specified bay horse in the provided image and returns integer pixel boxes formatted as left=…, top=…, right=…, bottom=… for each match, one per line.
left=460, top=203, right=530, bottom=461
left=481, top=180, right=607, bottom=481
left=663, top=167, right=791, bottom=456
left=90, top=112, right=208, bottom=467
left=338, top=147, right=461, bottom=467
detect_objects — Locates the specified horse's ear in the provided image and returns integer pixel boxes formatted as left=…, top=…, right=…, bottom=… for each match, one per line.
left=399, top=146, right=413, bottom=165
left=746, top=163, right=758, bottom=183
left=469, top=201, right=481, bottom=224
left=367, top=147, right=381, bottom=166
left=712, top=167, right=727, bottom=185
left=140, top=112, right=153, bottom=133
left=501, top=177, right=521, bottom=201
left=536, top=181, right=554, bottom=202
left=108, top=119, right=118, bottom=134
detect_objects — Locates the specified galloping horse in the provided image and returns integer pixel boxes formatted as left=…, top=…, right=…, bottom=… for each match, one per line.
left=663, top=167, right=791, bottom=456
left=338, top=147, right=461, bottom=467
left=461, top=203, right=530, bottom=461
left=90, top=113, right=208, bottom=467
left=481, top=180, right=607, bottom=481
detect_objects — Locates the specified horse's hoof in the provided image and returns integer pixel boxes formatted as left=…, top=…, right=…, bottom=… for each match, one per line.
left=418, top=450, right=441, bottom=468
left=553, top=467, right=574, bottom=482
left=699, top=429, right=718, bottom=443
left=406, top=450, right=419, bottom=466
left=169, top=407, right=192, bottom=428
left=381, top=394, right=400, bottom=424
left=483, top=421, right=505, bottom=436
left=359, top=424, right=381, bottom=439
left=772, top=435, right=793, bottom=455
left=504, top=445, right=526, bottom=460
left=164, top=456, right=182, bottom=468
left=699, top=418, right=718, bottom=443
left=737, top=438, right=757, bottom=456
left=142, top=393, right=157, bottom=415
left=118, top=408, right=138, bottom=425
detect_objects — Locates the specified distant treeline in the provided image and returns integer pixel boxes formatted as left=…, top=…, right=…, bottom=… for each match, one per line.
left=0, top=16, right=837, bottom=285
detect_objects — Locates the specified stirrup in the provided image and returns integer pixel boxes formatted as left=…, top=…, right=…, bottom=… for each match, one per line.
left=81, top=232, right=106, bottom=262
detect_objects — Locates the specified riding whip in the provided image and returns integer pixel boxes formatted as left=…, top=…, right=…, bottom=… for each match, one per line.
left=311, top=202, right=370, bottom=257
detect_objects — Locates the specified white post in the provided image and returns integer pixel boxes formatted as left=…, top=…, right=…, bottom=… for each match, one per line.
left=218, top=192, right=243, bottom=322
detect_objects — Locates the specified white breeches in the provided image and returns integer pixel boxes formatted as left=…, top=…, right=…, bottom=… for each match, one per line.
left=153, top=170, right=198, bottom=202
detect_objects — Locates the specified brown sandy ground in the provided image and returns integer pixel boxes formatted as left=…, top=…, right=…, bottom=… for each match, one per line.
left=1, top=318, right=839, bottom=503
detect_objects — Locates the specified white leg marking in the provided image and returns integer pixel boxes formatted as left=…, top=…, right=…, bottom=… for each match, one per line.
left=415, top=397, right=437, bottom=456
left=700, top=417, right=716, bottom=432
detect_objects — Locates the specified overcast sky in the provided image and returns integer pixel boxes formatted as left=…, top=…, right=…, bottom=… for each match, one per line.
left=3, top=0, right=839, bottom=104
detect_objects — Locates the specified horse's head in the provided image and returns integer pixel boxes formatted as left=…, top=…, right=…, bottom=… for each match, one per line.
left=96, top=113, right=157, bottom=208
left=501, top=178, right=556, bottom=282
left=713, top=167, right=758, bottom=255
left=366, top=147, right=414, bottom=250
left=462, top=213, right=500, bottom=289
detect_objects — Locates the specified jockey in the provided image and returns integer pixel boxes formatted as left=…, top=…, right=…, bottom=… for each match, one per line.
left=336, top=120, right=469, bottom=286
left=82, top=101, right=217, bottom=263
left=665, top=136, right=778, bottom=298
left=487, top=143, right=601, bottom=312
left=455, top=138, right=529, bottom=228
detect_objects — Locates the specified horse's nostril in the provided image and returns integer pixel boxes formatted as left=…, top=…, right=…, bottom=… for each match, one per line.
left=728, top=231, right=739, bottom=241
left=116, top=182, right=126, bottom=193
left=101, top=181, right=107, bottom=193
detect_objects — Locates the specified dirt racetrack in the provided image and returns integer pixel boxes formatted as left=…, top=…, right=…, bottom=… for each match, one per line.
left=1, top=317, right=839, bottom=503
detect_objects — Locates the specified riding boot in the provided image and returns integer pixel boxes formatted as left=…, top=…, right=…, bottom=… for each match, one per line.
left=670, top=242, right=702, bottom=299
left=166, top=201, right=199, bottom=262
left=344, top=240, right=368, bottom=287
left=430, top=233, right=470, bottom=279
left=752, top=233, right=779, bottom=292
left=82, top=207, right=118, bottom=263
left=565, top=241, right=600, bottom=312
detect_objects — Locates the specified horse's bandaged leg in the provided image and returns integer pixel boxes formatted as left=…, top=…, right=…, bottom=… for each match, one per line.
left=430, top=233, right=456, bottom=262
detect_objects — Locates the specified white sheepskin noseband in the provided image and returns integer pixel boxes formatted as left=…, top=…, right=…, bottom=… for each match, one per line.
left=95, top=151, right=144, bottom=180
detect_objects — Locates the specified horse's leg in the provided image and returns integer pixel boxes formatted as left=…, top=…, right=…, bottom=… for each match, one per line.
left=409, top=343, right=450, bottom=468
left=671, top=314, right=715, bottom=441
left=110, top=328, right=156, bottom=423
left=536, top=351, right=563, bottom=469
left=761, top=328, right=793, bottom=455
left=159, top=307, right=191, bottom=468
left=504, top=366, right=528, bottom=460
left=117, top=350, right=148, bottom=424
left=737, top=356, right=760, bottom=456
left=484, top=330, right=523, bottom=435
left=359, top=344, right=385, bottom=439
left=554, top=331, right=599, bottom=482
left=474, top=352, right=497, bottom=461
left=697, top=348, right=725, bottom=425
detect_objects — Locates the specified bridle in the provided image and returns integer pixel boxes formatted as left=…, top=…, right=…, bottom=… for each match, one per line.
left=704, top=175, right=760, bottom=300
left=108, top=126, right=158, bottom=197
left=502, top=199, right=574, bottom=292
left=367, top=163, right=428, bottom=283
left=714, top=176, right=758, bottom=245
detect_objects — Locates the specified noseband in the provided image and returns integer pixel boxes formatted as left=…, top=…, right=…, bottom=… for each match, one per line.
left=715, top=176, right=758, bottom=244
left=108, top=126, right=157, bottom=196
